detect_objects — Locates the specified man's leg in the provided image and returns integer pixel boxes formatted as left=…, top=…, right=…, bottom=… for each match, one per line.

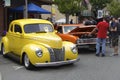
left=112, top=36, right=119, bottom=56
left=101, top=38, right=106, bottom=56
left=114, top=46, right=118, bottom=54
left=96, top=38, right=101, bottom=56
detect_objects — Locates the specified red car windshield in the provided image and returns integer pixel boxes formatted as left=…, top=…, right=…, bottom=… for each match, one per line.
left=63, top=26, right=78, bottom=33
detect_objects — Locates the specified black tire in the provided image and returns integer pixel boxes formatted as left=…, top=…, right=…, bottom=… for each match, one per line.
left=1, top=44, right=7, bottom=57
left=23, top=54, right=34, bottom=70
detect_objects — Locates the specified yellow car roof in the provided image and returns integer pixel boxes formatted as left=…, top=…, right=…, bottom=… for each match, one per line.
left=11, top=19, right=52, bottom=25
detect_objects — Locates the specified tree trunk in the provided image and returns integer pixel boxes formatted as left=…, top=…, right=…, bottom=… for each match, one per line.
left=65, top=13, right=70, bottom=24
left=93, top=10, right=97, bottom=18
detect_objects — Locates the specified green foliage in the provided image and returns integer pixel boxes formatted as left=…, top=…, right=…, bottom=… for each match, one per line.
left=54, top=0, right=83, bottom=15
left=90, top=0, right=112, bottom=10
left=107, top=0, right=120, bottom=17
left=89, top=0, right=112, bottom=17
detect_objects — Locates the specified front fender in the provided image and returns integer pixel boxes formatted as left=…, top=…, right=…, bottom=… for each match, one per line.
left=20, top=44, right=50, bottom=65
left=63, top=41, right=78, bottom=60
left=1, top=37, right=9, bottom=53
left=57, top=33, right=78, bottom=43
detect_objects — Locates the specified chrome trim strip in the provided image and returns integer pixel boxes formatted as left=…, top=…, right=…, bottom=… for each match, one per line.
left=34, top=58, right=80, bottom=67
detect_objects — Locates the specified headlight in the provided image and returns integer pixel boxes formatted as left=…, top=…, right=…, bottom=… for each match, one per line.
left=71, top=45, right=78, bottom=54
left=35, top=48, right=43, bottom=57
left=76, top=38, right=80, bottom=44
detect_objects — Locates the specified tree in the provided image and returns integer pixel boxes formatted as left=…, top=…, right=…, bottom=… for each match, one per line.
left=54, top=0, right=83, bottom=23
left=89, top=0, right=112, bottom=17
left=107, top=0, right=120, bottom=17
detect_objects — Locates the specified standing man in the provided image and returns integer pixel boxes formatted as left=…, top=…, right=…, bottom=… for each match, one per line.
left=90, top=17, right=109, bottom=57
left=109, top=17, right=119, bottom=56
left=117, top=18, right=120, bottom=35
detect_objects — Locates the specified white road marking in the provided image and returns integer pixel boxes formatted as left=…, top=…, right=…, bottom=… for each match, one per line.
left=0, top=72, right=2, bottom=80
left=13, top=66, right=24, bottom=70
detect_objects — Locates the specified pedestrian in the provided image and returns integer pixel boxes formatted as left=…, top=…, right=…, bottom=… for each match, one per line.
left=109, top=17, right=119, bottom=56
left=83, top=18, right=90, bottom=25
left=54, top=23, right=58, bottom=30
left=89, top=17, right=109, bottom=57
left=89, top=17, right=97, bottom=25
left=117, top=18, right=120, bottom=35
left=70, top=19, right=73, bottom=24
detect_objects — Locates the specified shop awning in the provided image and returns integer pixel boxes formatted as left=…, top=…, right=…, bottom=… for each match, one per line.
left=11, top=3, right=51, bottom=14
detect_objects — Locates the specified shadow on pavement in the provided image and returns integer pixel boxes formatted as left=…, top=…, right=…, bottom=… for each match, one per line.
left=78, top=48, right=96, bottom=54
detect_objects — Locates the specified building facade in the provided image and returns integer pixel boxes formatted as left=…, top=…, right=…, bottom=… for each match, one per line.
left=0, top=0, right=52, bottom=35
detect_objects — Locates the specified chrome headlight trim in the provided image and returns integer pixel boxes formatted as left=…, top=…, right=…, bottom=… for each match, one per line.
left=35, top=48, right=43, bottom=57
left=71, top=45, right=78, bottom=54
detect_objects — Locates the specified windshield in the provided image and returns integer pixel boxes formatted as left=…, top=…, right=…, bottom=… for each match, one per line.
left=24, top=24, right=53, bottom=33
left=63, top=26, right=77, bottom=33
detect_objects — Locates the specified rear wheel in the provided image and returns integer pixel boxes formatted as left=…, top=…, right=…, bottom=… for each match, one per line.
left=1, top=44, right=7, bottom=57
left=23, top=54, right=34, bottom=70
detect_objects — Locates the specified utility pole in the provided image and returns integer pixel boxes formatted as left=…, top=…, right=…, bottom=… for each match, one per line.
left=51, top=0, right=55, bottom=23
left=24, top=0, right=28, bottom=18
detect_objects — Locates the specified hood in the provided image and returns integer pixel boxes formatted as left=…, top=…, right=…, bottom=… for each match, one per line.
left=68, top=25, right=96, bottom=37
left=69, top=25, right=96, bottom=33
left=25, top=33, right=62, bottom=49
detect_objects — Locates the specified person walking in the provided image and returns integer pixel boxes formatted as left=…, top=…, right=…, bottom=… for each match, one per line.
left=109, top=17, right=119, bottom=56
left=89, top=17, right=109, bottom=57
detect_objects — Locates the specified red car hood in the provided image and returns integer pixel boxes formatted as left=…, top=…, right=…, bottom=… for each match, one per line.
left=68, top=25, right=96, bottom=33
left=68, top=25, right=96, bottom=37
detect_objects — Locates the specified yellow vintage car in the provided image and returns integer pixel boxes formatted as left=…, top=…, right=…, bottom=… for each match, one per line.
left=1, top=19, right=79, bottom=69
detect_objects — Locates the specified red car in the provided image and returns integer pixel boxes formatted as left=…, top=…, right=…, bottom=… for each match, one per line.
left=56, top=24, right=97, bottom=50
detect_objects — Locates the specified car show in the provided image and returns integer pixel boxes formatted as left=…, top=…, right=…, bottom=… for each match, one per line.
left=0, top=0, right=120, bottom=80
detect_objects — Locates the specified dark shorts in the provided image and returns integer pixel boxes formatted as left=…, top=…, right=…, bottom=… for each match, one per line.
left=111, top=36, right=119, bottom=47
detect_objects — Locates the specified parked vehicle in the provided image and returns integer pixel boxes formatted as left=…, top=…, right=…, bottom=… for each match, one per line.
left=56, top=24, right=79, bottom=43
left=56, top=24, right=97, bottom=50
left=1, top=19, right=79, bottom=70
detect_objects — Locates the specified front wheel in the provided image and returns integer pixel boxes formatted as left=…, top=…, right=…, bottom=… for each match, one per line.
left=23, top=54, right=34, bottom=70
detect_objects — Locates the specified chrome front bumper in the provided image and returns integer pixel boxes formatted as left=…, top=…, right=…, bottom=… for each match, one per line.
left=77, top=38, right=96, bottom=45
left=34, top=58, right=80, bottom=67
left=77, top=38, right=110, bottom=44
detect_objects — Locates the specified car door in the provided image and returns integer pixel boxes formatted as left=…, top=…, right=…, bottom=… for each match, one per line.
left=7, top=24, right=15, bottom=51
left=12, top=24, right=23, bottom=55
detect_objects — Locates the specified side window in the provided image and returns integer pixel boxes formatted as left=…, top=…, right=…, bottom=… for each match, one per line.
left=14, top=25, right=22, bottom=33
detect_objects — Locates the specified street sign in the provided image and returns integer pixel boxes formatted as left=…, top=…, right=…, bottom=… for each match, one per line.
left=4, top=0, right=11, bottom=7
left=97, top=10, right=103, bottom=19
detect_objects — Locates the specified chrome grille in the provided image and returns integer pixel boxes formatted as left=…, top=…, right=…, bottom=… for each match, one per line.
left=77, top=38, right=96, bottom=44
left=48, top=47, right=65, bottom=62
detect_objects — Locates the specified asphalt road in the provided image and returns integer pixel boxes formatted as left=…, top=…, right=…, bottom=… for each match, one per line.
left=0, top=45, right=120, bottom=80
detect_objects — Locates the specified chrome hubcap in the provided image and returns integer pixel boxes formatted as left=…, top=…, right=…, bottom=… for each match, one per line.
left=24, top=54, right=29, bottom=67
